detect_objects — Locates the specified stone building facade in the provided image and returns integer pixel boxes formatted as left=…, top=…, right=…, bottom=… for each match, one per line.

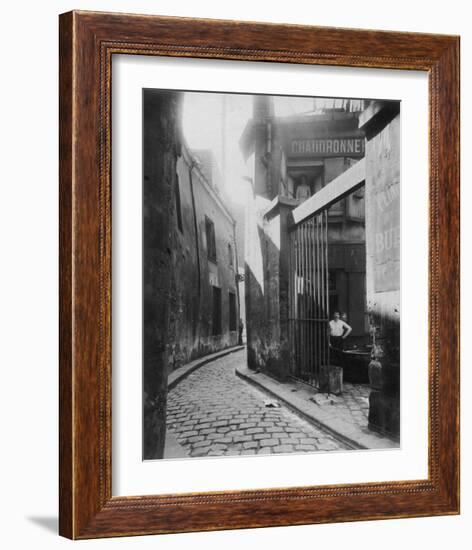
left=240, top=97, right=368, bottom=379
left=240, top=96, right=400, bottom=437
left=143, top=89, right=239, bottom=459
left=169, top=146, right=240, bottom=370
left=359, top=101, right=401, bottom=437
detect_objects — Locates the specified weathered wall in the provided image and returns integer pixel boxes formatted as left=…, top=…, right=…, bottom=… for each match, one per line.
left=243, top=104, right=370, bottom=381
left=277, top=201, right=296, bottom=377
left=261, top=209, right=283, bottom=377
left=362, top=103, right=401, bottom=437
left=245, top=196, right=295, bottom=380
left=244, top=194, right=270, bottom=370
left=142, top=90, right=181, bottom=459
left=143, top=90, right=240, bottom=460
left=168, top=146, right=239, bottom=371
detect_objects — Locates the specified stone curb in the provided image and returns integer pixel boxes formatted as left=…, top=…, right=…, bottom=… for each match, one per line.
left=235, top=366, right=398, bottom=451
left=168, top=345, right=245, bottom=390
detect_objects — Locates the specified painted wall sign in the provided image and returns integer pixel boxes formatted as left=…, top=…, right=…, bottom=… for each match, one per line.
left=290, top=137, right=365, bottom=157
left=373, top=181, right=400, bottom=293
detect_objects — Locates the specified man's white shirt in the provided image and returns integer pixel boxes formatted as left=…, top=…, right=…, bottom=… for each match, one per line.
left=329, top=319, right=350, bottom=337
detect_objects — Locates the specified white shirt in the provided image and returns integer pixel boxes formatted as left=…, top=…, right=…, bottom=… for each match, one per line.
left=329, top=319, right=349, bottom=337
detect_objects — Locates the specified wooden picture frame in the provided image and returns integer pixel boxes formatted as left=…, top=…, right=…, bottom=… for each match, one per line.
left=59, top=10, right=460, bottom=539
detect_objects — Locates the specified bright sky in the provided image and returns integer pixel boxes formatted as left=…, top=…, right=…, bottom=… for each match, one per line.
left=181, top=92, right=349, bottom=204
left=182, top=92, right=251, bottom=204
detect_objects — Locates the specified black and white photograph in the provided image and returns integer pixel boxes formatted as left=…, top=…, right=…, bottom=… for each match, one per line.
left=143, top=90, right=401, bottom=460
left=1, top=0, right=466, bottom=546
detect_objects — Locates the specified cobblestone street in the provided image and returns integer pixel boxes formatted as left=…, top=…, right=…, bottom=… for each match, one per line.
left=166, top=349, right=349, bottom=458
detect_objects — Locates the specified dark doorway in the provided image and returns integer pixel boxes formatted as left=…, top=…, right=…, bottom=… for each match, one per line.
left=212, top=286, right=222, bottom=335
left=229, top=291, right=237, bottom=331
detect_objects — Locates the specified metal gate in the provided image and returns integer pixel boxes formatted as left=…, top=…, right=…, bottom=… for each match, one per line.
left=288, top=211, right=329, bottom=389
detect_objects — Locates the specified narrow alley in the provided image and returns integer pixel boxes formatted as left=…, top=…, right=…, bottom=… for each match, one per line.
left=142, top=91, right=401, bottom=460
left=166, top=349, right=349, bottom=458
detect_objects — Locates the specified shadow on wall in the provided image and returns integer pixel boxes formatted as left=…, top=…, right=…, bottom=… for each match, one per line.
left=245, top=224, right=289, bottom=380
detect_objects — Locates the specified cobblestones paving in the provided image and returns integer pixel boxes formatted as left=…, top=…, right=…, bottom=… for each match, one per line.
left=167, top=350, right=349, bottom=458
left=340, top=383, right=370, bottom=425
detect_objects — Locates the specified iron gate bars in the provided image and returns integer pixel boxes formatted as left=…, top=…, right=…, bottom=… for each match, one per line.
left=288, top=211, right=329, bottom=389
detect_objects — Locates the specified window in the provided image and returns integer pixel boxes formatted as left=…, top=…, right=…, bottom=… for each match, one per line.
left=228, top=242, right=234, bottom=267
left=205, top=216, right=217, bottom=262
left=212, top=286, right=222, bottom=335
left=174, top=175, right=183, bottom=233
left=229, top=292, right=237, bottom=331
